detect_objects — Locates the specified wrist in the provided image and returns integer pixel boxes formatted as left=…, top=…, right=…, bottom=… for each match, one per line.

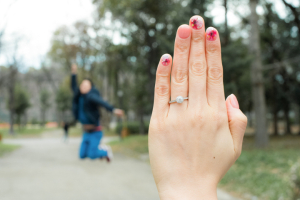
left=157, top=178, right=218, bottom=200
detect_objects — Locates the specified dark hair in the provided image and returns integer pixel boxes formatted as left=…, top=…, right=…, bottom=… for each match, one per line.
left=82, top=78, right=94, bottom=87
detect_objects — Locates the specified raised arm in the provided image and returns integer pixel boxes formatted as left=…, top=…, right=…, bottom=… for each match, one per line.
left=71, top=64, right=78, bottom=93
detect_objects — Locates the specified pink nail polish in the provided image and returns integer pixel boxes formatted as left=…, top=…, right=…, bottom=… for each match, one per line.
left=161, top=54, right=170, bottom=66
left=206, top=27, right=217, bottom=41
left=230, top=94, right=239, bottom=109
left=190, top=16, right=203, bottom=30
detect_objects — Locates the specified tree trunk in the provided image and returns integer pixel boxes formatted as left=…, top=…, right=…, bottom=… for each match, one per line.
left=272, top=76, right=278, bottom=136
left=299, top=106, right=300, bottom=135
left=249, top=0, right=269, bottom=147
left=139, top=109, right=145, bottom=135
left=273, top=109, right=278, bottom=136
left=8, top=65, right=17, bottom=135
left=224, top=0, right=229, bottom=45
left=41, top=109, right=45, bottom=126
left=284, top=105, right=291, bottom=134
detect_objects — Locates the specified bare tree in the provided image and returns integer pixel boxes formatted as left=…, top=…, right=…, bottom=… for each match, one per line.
left=249, top=0, right=269, bottom=147
left=7, top=60, right=18, bottom=134
left=0, top=28, right=4, bottom=55
left=6, top=37, right=23, bottom=135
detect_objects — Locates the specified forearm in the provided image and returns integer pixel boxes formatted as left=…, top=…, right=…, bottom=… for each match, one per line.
left=89, top=94, right=114, bottom=112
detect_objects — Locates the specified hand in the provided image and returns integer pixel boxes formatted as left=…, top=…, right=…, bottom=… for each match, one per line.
left=71, top=63, right=77, bottom=74
left=113, top=108, right=124, bottom=117
left=149, top=16, right=247, bottom=200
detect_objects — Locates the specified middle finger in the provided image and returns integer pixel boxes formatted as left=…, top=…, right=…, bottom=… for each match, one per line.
left=171, top=25, right=191, bottom=109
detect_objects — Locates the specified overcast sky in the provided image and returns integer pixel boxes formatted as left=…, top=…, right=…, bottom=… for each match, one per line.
left=0, top=0, right=298, bottom=69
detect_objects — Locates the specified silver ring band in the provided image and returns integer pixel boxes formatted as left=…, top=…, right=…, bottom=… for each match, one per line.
left=169, top=96, right=189, bottom=104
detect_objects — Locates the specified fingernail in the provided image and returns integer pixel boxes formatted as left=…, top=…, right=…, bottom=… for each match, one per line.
left=206, top=27, right=217, bottom=41
left=178, top=25, right=191, bottom=39
left=190, top=16, right=203, bottom=30
left=230, top=94, right=239, bottom=109
left=161, top=54, right=171, bottom=66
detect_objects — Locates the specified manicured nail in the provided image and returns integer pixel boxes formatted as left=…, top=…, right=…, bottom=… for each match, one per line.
left=190, top=16, right=203, bottom=30
left=161, top=54, right=171, bottom=66
left=206, top=27, right=217, bottom=41
left=230, top=94, right=239, bottom=109
left=177, top=25, right=191, bottom=39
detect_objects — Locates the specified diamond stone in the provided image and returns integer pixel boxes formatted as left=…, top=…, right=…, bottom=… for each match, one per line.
left=176, top=96, right=184, bottom=103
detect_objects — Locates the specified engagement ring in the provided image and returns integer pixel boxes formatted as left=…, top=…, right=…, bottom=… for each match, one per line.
left=169, top=96, right=188, bottom=104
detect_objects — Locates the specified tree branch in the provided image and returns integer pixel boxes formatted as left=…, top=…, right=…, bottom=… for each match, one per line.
left=282, top=0, right=300, bottom=40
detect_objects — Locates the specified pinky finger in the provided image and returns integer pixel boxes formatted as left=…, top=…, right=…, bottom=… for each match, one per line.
left=152, top=54, right=172, bottom=118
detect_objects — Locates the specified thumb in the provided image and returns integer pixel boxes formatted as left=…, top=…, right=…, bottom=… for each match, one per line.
left=225, top=94, right=247, bottom=159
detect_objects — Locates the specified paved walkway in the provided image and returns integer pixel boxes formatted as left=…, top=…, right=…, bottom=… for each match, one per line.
left=0, top=130, right=240, bottom=200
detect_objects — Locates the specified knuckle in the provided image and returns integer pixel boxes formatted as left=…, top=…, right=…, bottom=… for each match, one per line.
left=192, top=33, right=204, bottom=43
left=208, top=65, right=223, bottom=81
left=207, top=43, right=220, bottom=53
left=191, top=110, right=205, bottom=125
left=149, top=119, right=166, bottom=133
left=190, top=60, right=206, bottom=76
left=238, top=114, right=248, bottom=128
left=173, top=68, right=188, bottom=84
left=212, top=110, right=227, bottom=126
left=155, top=85, right=169, bottom=96
left=175, top=40, right=190, bottom=54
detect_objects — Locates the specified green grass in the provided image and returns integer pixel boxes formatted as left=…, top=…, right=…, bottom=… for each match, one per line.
left=0, top=143, right=20, bottom=157
left=219, top=136, right=300, bottom=200
left=109, top=135, right=148, bottom=158
left=109, top=134, right=300, bottom=200
left=0, top=127, right=57, bottom=138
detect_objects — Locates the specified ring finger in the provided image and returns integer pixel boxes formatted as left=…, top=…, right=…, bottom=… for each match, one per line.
left=170, top=24, right=191, bottom=109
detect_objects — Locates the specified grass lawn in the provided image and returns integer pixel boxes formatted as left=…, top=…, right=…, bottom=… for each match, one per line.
left=69, top=127, right=119, bottom=137
left=110, top=134, right=300, bottom=200
left=0, top=143, right=20, bottom=157
left=109, top=135, right=148, bottom=158
left=220, top=135, right=300, bottom=200
left=0, top=127, right=58, bottom=138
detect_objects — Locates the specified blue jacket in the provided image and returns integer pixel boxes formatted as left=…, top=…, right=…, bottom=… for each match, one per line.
left=71, top=74, right=114, bottom=126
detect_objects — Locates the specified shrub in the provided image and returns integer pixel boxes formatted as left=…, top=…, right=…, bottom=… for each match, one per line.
left=116, top=121, right=149, bottom=135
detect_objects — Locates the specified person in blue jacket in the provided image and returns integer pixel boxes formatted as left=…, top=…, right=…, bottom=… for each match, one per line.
left=71, top=64, right=124, bottom=162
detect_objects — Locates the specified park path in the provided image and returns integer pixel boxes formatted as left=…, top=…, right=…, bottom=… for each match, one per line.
left=0, top=130, right=240, bottom=200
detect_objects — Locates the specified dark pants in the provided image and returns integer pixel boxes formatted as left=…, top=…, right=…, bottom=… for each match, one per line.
left=79, top=130, right=108, bottom=159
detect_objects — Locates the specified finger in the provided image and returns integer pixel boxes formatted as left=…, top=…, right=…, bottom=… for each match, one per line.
left=205, top=27, right=225, bottom=108
left=226, top=94, right=247, bottom=159
left=171, top=25, right=191, bottom=108
left=188, top=16, right=207, bottom=108
left=152, top=54, right=172, bottom=118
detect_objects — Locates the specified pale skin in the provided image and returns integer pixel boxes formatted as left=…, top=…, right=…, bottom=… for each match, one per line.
left=149, top=16, right=247, bottom=200
left=71, top=64, right=124, bottom=117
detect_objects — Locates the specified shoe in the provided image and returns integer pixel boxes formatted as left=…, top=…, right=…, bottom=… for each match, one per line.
left=105, top=145, right=113, bottom=163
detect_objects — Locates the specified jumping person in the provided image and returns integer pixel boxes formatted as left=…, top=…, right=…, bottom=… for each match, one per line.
left=71, top=64, right=123, bottom=162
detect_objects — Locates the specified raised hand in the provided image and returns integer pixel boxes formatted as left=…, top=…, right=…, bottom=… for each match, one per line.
left=149, top=16, right=247, bottom=200
left=71, top=63, right=77, bottom=74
